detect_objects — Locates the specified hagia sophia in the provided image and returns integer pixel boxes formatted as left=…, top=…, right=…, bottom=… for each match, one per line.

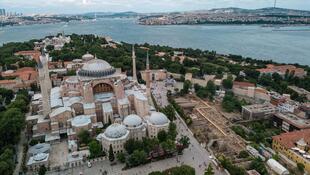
left=27, top=46, right=170, bottom=167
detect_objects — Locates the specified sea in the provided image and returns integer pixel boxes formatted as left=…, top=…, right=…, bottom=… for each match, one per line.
left=0, top=18, right=310, bottom=65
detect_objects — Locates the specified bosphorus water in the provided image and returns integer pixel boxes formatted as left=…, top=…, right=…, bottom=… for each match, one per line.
left=0, top=18, right=310, bottom=65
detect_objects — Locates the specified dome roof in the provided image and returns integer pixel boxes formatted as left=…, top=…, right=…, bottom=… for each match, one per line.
left=65, top=76, right=79, bottom=84
left=148, top=112, right=169, bottom=125
left=104, top=123, right=128, bottom=138
left=82, top=53, right=94, bottom=60
left=123, top=114, right=142, bottom=127
left=71, top=115, right=91, bottom=127
left=297, top=138, right=307, bottom=147
left=82, top=59, right=112, bottom=71
left=33, top=153, right=48, bottom=161
left=78, top=59, right=116, bottom=77
left=28, top=143, right=50, bottom=155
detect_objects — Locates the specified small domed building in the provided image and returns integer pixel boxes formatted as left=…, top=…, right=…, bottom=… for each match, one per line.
left=146, top=112, right=170, bottom=138
left=123, top=114, right=146, bottom=140
left=97, top=123, right=129, bottom=154
left=67, top=115, right=96, bottom=140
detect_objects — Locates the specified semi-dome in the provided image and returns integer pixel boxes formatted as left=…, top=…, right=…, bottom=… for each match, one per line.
left=78, top=59, right=116, bottom=77
left=33, top=153, right=48, bottom=161
left=28, top=143, right=50, bottom=155
left=65, top=76, right=79, bottom=84
left=148, top=112, right=169, bottom=125
left=71, top=115, right=91, bottom=127
left=104, top=123, right=128, bottom=138
left=123, top=114, right=143, bottom=127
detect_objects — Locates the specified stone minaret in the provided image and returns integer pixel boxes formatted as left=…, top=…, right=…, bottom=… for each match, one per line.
left=145, top=50, right=151, bottom=97
left=38, top=50, right=52, bottom=117
left=132, top=45, right=137, bottom=81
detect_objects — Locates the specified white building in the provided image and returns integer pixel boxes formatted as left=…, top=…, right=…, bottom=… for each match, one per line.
left=123, top=114, right=146, bottom=140
left=146, top=112, right=170, bottom=138
left=97, top=123, right=130, bottom=154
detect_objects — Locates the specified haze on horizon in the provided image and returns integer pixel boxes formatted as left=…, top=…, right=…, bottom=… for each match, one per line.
left=0, top=0, right=310, bottom=14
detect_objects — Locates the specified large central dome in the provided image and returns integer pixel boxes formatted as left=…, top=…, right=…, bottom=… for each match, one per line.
left=78, top=59, right=116, bottom=77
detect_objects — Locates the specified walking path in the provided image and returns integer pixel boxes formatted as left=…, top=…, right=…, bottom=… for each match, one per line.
left=13, top=129, right=26, bottom=175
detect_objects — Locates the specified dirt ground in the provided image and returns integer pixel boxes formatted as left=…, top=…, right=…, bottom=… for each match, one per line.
left=49, top=141, right=69, bottom=167
left=176, top=95, right=246, bottom=157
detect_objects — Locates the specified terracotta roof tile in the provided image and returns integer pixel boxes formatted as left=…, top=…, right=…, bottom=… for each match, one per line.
left=273, top=129, right=310, bottom=149
left=233, top=81, right=255, bottom=87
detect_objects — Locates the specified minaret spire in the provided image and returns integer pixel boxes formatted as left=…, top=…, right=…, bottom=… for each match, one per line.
left=38, top=51, right=52, bottom=117
left=132, top=45, right=137, bottom=81
left=146, top=49, right=150, bottom=70
left=145, top=49, right=151, bottom=97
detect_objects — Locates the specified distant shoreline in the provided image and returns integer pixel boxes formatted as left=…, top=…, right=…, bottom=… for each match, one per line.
left=0, top=18, right=309, bottom=66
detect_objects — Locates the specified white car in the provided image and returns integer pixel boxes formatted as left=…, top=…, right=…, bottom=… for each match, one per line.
left=87, top=161, right=92, bottom=168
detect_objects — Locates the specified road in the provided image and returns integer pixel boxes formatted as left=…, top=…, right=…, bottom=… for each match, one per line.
left=151, top=81, right=225, bottom=175
left=151, top=81, right=169, bottom=107
left=14, top=111, right=30, bottom=175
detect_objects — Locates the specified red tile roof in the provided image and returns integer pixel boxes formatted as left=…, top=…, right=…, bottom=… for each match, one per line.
left=15, top=50, right=41, bottom=62
left=233, top=81, right=255, bottom=88
left=257, top=64, right=306, bottom=77
left=2, top=67, right=38, bottom=81
left=0, top=80, right=17, bottom=85
left=272, top=129, right=310, bottom=149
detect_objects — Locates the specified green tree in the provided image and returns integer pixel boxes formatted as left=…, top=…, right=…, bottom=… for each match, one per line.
left=38, top=165, right=47, bottom=175
left=249, top=158, right=268, bottom=175
left=161, top=139, right=176, bottom=153
left=244, top=69, right=260, bottom=81
left=77, top=130, right=90, bottom=145
left=218, top=155, right=246, bottom=175
left=181, top=80, right=191, bottom=95
left=206, top=81, right=216, bottom=100
left=45, top=45, right=54, bottom=52
left=297, top=163, right=305, bottom=173
left=178, top=135, right=190, bottom=148
left=204, top=164, right=214, bottom=175
left=0, top=149, right=14, bottom=175
left=222, top=78, right=233, bottom=89
left=108, top=144, right=115, bottom=162
left=149, top=171, right=164, bottom=175
left=127, top=150, right=147, bottom=167
left=7, top=98, right=28, bottom=112
left=157, top=130, right=168, bottom=142
left=88, top=140, right=102, bottom=158
left=161, top=105, right=176, bottom=121
left=221, top=92, right=242, bottom=112
left=124, top=139, right=143, bottom=154
left=272, top=153, right=280, bottom=161
left=238, top=150, right=249, bottom=159
left=0, top=88, right=14, bottom=104
left=167, top=122, right=177, bottom=140
left=164, top=165, right=195, bottom=175
left=0, top=108, right=25, bottom=148
left=116, top=152, right=126, bottom=163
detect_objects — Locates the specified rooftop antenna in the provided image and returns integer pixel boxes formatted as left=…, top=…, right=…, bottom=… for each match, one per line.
left=274, top=0, right=277, bottom=8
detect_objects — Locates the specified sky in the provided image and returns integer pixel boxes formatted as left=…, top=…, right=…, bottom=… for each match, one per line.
left=0, top=0, right=309, bottom=14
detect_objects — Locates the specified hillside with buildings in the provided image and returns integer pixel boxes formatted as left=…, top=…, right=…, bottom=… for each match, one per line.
left=139, top=7, right=310, bottom=25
